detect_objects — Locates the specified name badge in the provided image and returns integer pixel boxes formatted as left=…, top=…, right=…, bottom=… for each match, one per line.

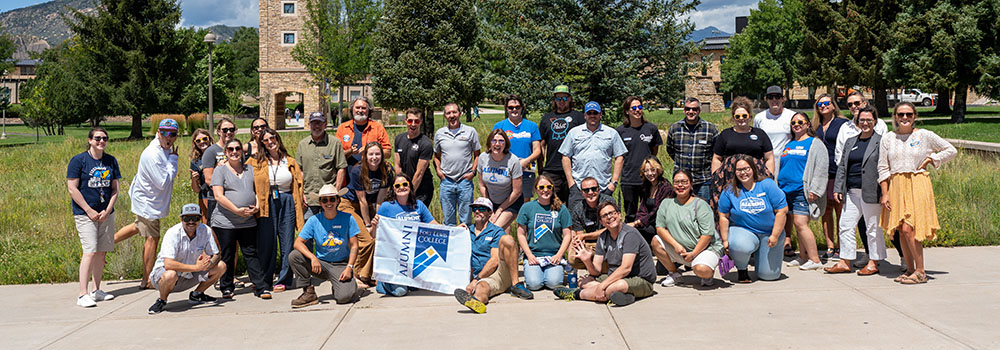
left=749, top=135, right=759, bottom=141
left=698, top=140, right=708, bottom=144
left=756, top=192, right=767, bottom=197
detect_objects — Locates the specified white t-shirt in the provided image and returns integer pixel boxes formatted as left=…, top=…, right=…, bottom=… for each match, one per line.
left=753, top=108, right=797, bottom=155
left=268, top=157, right=294, bottom=193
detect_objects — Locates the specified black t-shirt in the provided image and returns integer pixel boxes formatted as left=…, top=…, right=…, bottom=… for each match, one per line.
left=846, top=136, right=870, bottom=189
left=818, top=118, right=850, bottom=177
left=570, top=193, right=616, bottom=234
left=712, top=127, right=773, bottom=159
left=616, top=122, right=662, bottom=185
left=539, top=110, right=585, bottom=174
left=345, top=165, right=389, bottom=204
left=394, top=132, right=434, bottom=197
left=200, top=144, right=228, bottom=199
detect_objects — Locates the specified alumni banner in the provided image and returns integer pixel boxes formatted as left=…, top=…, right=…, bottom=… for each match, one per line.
left=373, top=217, right=471, bottom=294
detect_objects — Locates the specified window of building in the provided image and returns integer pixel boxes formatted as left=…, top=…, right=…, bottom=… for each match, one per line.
left=282, top=2, right=295, bottom=15
left=282, top=32, right=296, bottom=45
left=19, top=66, right=35, bottom=76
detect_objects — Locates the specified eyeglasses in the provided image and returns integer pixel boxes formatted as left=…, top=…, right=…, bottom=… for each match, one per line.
left=600, top=210, right=618, bottom=220
left=858, top=119, right=876, bottom=124
left=262, top=135, right=276, bottom=143
left=816, top=101, right=832, bottom=107
left=581, top=186, right=600, bottom=193
left=790, top=120, right=808, bottom=126
left=226, top=146, right=242, bottom=152
left=735, top=166, right=753, bottom=174
left=585, top=111, right=600, bottom=116
left=471, top=206, right=491, bottom=213
left=91, top=136, right=109, bottom=142
left=848, top=101, right=864, bottom=107
left=536, top=184, right=553, bottom=190
left=491, top=139, right=506, bottom=144
left=630, top=105, right=643, bottom=111
left=195, top=136, right=210, bottom=143
left=506, top=105, right=521, bottom=110
left=733, top=114, right=750, bottom=120
left=159, top=131, right=178, bottom=138
left=406, top=119, right=421, bottom=125
left=220, top=127, right=236, bottom=134
left=319, top=197, right=338, bottom=204
left=673, top=179, right=690, bottom=185
left=393, top=182, right=410, bottom=189
left=554, top=96, right=569, bottom=102
left=765, top=94, right=782, bottom=100
left=896, top=112, right=914, bottom=118
left=684, top=107, right=700, bottom=112
left=181, top=216, right=201, bottom=223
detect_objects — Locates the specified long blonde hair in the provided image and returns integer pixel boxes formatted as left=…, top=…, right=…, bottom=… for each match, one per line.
left=811, top=93, right=845, bottom=133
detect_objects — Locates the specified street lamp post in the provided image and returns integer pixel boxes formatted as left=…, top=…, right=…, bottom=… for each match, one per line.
left=1, top=70, right=8, bottom=140
left=204, top=32, right=217, bottom=132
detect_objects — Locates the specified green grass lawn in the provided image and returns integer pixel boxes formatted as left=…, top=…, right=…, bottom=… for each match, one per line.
left=0, top=118, right=259, bottom=147
left=1, top=110, right=998, bottom=284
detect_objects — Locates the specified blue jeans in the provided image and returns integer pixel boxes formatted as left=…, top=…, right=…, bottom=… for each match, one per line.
left=728, top=226, right=785, bottom=281
left=523, top=260, right=564, bottom=290
left=692, top=182, right=712, bottom=202
left=376, top=281, right=411, bottom=297
left=440, top=177, right=473, bottom=226
left=258, top=192, right=297, bottom=287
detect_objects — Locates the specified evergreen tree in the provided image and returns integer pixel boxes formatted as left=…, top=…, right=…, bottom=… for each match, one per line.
left=720, top=0, right=804, bottom=97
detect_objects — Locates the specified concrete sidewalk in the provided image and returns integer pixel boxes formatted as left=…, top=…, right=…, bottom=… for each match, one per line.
left=3, top=246, right=997, bottom=349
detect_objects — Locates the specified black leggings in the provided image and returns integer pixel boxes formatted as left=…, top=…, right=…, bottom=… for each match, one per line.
left=215, top=226, right=270, bottom=294
left=620, top=184, right=643, bottom=224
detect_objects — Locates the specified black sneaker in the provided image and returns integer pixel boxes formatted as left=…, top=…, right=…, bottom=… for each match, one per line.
left=148, top=298, right=166, bottom=314
left=737, top=269, right=752, bottom=283
left=510, top=283, right=534, bottom=300
left=453, top=288, right=486, bottom=314
left=189, top=291, right=218, bottom=304
left=608, top=292, right=635, bottom=306
left=552, top=287, right=578, bottom=301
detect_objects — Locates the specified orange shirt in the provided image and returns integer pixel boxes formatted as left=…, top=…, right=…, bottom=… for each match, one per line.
left=335, top=120, right=392, bottom=159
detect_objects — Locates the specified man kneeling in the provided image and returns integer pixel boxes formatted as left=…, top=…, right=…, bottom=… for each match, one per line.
left=290, top=184, right=359, bottom=308
left=453, top=198, right=532, bottom=313
left=554, top=201, right=655, bottom=306
left=148, top=204, right=225, bottom=314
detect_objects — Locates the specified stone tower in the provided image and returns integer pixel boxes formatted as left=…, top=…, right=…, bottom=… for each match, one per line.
left=259, top=0, right=324, bottom=129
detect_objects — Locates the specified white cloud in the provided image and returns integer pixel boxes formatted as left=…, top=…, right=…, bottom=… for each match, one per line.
left=178, top=0, right=259, bottom=28
left=682, top=2, right=758, bottom=33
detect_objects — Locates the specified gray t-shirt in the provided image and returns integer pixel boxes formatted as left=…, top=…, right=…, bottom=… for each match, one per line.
left=595, top=224, right=656, bottom=283
left=200, top=144, right=227, bottom=199
left=210, top=164, right=257, bottom=229
left=476, top=153, right=522, bottom=204
left=433, top=124, right=481, bottom=181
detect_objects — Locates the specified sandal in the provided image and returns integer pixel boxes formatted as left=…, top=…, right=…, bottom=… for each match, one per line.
left=894, top=274, right=911, bottom=283
left=900, top=273, right=927, bottom=285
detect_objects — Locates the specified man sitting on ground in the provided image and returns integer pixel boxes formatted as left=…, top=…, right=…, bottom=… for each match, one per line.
left=147, top=204, right=225, bottom=314
left=290, top=184, right=359, bottom=308
left=555, top=201, right=656, bottom=306
left=568, top=177, right=614, bottom=270
left=454, top=198, right=533, bottom=313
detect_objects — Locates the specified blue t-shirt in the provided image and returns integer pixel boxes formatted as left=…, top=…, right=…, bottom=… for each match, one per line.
left=516, top=201, right=572, bottom=256
left=299, top=211, right=360, bottom=263
left=493, top=118, right=541, bottom=170
left=777, top=137, right=812, bottom=193
left=718, top=178, right=788, bottom=235
left=469, top=222, right=506, bottom=276
left=67, top=151, right=122, bottom=215
left=376, top=200, right=435, bottom=223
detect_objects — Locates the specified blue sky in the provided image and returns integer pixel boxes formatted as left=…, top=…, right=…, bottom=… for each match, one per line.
left=3, top=0, right=755, bottom=32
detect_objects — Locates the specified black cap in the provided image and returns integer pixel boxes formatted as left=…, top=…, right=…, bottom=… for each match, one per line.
left=766, top=86, right=783, bottom=96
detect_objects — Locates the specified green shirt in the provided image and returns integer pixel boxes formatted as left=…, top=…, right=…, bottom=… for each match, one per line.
left=516, top=201, right=571, bottom=257
left=654, top=197, right=723, bottom=256
left=296, top=133, right=348, bottom=206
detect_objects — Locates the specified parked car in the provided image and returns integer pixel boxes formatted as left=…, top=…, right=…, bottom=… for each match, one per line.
left=889, top=88, right=937, bottom=106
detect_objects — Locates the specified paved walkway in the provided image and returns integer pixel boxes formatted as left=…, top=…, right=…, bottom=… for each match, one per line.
left=3, top=246, right=997, bottom=349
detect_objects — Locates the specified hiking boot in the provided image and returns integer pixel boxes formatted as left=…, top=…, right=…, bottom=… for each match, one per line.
left=291, top=286, right=318, bottom=308
left=148, top=298, right=166, bottom=314
left=453, top=288, right=486, bottom=314
left=608, top=292, right=635, bottom=306
left=510, top=282, right=534, bottom=300
left=552, top=287, right=578, bottom=301
left=188, top=291, right=218, bottom=304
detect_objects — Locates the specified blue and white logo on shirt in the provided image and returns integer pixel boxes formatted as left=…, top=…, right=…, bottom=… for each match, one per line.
left=533, top=213, right=553, bottom=243
left=87, top=166, right=112, bottom=188
left=413, top=227, right=450, bottom=278
left=739, top=196, right=767, bottom=215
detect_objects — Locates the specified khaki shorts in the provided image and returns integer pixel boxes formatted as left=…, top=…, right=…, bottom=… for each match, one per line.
left=75, top=211, right=116, bottom=253
left=135, top=216, right=161, bottom=238
left=150, top=267, right=208, bottom=292
left=481, top=261, right=513, bottom=298
left=595, top=274, right=654, bottom=298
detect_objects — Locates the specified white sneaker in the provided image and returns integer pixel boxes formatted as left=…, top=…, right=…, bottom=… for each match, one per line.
left=786, top=258, right=805, bottom=267
left=77, top=294, right=97, bottom=308
left=700, top=278, right=714, bottom=286
left=799, top=260, right=824, bottom=270
left=90, top=289, right=115, bottom=301
left=661, top=272, right=682, bottom=287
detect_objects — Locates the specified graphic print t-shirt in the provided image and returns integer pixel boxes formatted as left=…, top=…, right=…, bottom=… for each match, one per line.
left=617, top=122, right=663, bottom=185
left=516, top=201, right=571, bottom=257
left=299, top=212, right=360, bottom=263
left=717, top=178, right=787, bottom=235
left=777, top=137, right=812, bottom=193
left=539, top=110, right=585, bottom=173
left=67, top=151, right=122, bottom=215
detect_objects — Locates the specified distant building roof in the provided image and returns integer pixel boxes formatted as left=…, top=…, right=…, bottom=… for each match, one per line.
left=699, top=36, right=730, bottom=51
left=15, top=59, right=40, bottom=66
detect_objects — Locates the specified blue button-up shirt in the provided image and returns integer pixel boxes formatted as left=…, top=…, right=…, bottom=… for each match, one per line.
left=557, top=123, right=627, bottom=188
left=469, top=222, right=506, bottom=276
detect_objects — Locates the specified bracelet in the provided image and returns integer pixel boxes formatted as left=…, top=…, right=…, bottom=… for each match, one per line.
left=347, top=264, right=354, bottom=269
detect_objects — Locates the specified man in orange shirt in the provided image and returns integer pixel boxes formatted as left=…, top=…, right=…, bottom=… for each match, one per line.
left=336, top=97, right=392, bottom=169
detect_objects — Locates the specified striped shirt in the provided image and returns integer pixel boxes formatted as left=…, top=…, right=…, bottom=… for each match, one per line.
left=666, top=118, right=719, bottom=185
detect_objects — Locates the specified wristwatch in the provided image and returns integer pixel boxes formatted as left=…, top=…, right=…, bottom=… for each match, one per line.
left=347, top=264, right=354, bottom=269
left=612, top=180, right=619, bottom=187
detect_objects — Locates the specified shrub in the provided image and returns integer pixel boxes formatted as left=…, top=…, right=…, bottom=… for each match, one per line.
left=148, top=114, right=186, bottom=135
left=186, top=113, right=206, bottom=135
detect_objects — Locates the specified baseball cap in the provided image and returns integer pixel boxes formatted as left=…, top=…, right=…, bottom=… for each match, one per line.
left=471, top=197, right=493, bottom=211
left=318, top=183, right=348, bottom=197
left=158, top=118, right=179, bottom=131
left=180, top=203, right=201, bottom=217
left=584, top=101, right=602, bottom=113
left=765, top=86, right=783, bottom=96
left=553, top=85, right=571, bottom=94
left=308, top=112, right=326, bottom=123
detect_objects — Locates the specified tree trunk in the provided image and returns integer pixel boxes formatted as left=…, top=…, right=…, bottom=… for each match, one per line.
left=933, top=89, right=952, bottom=114
left=421, top=106, right=435, bottom=137
left=872, top=88, right=890, bottom=121
left=129, top=114, right=143, bottom=139
left=951, top=84, right=967, bottom=124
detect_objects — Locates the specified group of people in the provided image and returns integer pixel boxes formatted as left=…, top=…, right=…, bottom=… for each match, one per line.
left=67, top=84, right=956, bottom=314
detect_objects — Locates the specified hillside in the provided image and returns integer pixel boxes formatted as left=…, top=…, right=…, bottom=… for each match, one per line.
left=687, top=26, right=731, bottom=43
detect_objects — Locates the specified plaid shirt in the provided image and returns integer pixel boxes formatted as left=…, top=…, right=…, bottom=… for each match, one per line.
left=666, top=118, right=719, bottom=185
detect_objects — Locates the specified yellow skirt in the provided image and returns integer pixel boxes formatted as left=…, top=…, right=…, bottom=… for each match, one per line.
left=880, top=172, right=939, bottom=241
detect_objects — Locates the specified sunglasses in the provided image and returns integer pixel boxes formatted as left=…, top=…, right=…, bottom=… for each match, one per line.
left=733, top=114, right=750, bottom=120
left=195, top=136, right=210, bottom=143
left=471, top=206, right=491, bottom=213
left=848, top=101, right=864, bottom=107
left=816, top=101, right=832, bottom=107
left=226, top=146, right=243, bottom=152
left=790, top=120, right=808, bottom=126
left=252, top=124, right=267, bottom=130
left=393, top=182, right=410, bottom=189
left=491, top=139, right=506, bottom=144
left=630, top=105, right=643, bottom=111
left=581, top=186, right=600, bottom=193
left=220, top=127, right=236, bottom=134
left=181, top=215, right=201, bottom=223
left=319, top=197, right=338, bottom=204
left=406, top=119, right=421, bottom=125
left=684, top=107, right=700, bottom=112
left=585, top=111, right=600, bottom=116
left=766, top=94, right=782, bottom=100
left=858, top=119, right=876, bottom=124
left=554, top=96, right=569, bottom=102
left=536, top=184, right=553, bottom=190
left=91, top=136, right=109, bottom=142
left=159, top=131, right=178, bottom=138
left=506, top=105, right=521, bottom=110
left=896, top=112, right=915, bottom=118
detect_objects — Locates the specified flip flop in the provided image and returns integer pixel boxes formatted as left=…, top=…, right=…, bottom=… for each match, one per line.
left=894, top=274, right=912, bottom=283
left=900, top=273, right=927, bottom=285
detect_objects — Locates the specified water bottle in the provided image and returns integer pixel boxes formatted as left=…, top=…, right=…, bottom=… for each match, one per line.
left=565, top=264, right=578, bottom=288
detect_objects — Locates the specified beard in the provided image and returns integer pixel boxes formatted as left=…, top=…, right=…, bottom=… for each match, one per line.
left=353, top=114, right=368, bottom=123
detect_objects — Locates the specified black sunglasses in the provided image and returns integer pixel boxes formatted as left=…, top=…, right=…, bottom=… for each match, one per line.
left=226, top=146, right=242, bottom=152
left=181, top=216, right=201, bottom=223
left=684, top=107, right=700, bottom=112
left=91, top=136, right=109, bottom=142
left=220, top=127, right=236, bottom=134
left=581, top=186, right=600, bottom=193
left=319, top=197, right=338, bottom=204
